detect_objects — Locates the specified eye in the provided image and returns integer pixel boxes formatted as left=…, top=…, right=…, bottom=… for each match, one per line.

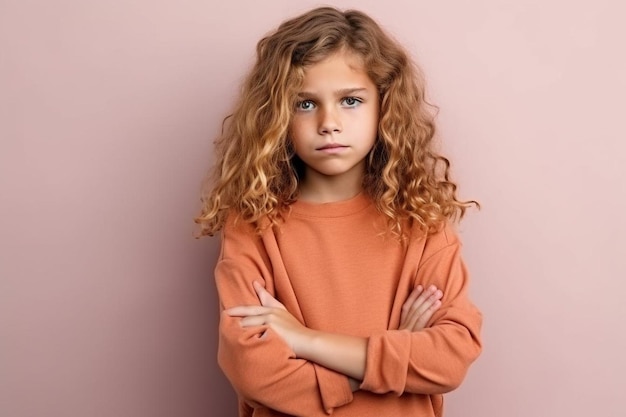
left=342, top=97, right=362, bottom=107
left=296, top=100, right=315, bottom=111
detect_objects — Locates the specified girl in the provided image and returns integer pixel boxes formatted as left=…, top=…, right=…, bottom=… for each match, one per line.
left=196, top=7, right=482, bottom=417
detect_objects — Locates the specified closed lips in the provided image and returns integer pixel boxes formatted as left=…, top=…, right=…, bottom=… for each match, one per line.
left=317, top=144, right=347, bottom=150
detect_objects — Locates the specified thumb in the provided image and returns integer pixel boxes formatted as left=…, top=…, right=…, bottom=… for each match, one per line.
left=253, top=281, right=285, bottom=309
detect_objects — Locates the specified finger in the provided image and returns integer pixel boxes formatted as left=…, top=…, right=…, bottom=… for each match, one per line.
left=414, top=285, right=438, bottom=306
left=410, top=299, right=441, bottom=331
left=406, top=290, right=443, bottom=330
left=411, top=288, right=442, bottom=320
left=404, top=289, right=443, bottom=330
left=224, top=305, right=270, bottom=317
left=402, top=285, right=437, bottom=327
left=253, top=281, right=286, bottom=310
left=240, top=315, right=270, bottom=328
left=410, top=285, right=440, bottom=315
left=401, top=285, right=423, bottom=325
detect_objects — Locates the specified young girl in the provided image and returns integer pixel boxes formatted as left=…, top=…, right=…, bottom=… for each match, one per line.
left=196, top=7, right=482, bottom=417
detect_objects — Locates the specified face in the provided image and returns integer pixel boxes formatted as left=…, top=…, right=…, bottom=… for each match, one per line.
left=290, top=50, right=379, bottom=196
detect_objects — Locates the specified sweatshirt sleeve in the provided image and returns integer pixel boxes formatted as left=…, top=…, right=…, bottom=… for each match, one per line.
left=215, top=218, right=353, bottom=415
left=360, top=224, right=483, bottom=395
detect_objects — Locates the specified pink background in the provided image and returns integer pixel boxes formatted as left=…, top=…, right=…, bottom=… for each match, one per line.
left=2, top=1, right=625, bottom=416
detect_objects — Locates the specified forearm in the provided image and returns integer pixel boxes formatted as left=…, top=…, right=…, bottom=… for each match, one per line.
left=219, top=316, right=353, bottom=413
left=239, top=281, right=441, bottom=385
left=295, top=329, right=367, bottom=381
left=362, top=318, right=482, bottom=395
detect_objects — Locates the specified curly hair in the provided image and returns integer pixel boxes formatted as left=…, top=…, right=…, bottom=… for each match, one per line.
left=196, top=6, right=477, bottom=238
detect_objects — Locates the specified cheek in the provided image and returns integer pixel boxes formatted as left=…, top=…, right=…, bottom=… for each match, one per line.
left=290, top=120, right=311, bottom=144
left=367, top=111, right=380, bottom=140
left=289, top=133, right=306, bottom=156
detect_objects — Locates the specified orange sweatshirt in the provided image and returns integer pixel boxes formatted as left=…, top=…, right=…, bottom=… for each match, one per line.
left=215, top=193, right=482, bottom=417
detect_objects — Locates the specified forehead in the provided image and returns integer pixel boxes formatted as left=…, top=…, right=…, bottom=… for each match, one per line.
left=300, top=50, right=373, bottom=90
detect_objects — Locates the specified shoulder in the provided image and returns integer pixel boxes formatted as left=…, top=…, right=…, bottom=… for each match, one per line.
left=222, top=210, right=276, bottom=236
left=220, top=212, right=272, bottom=259
left=432, top=221, right=461, bottom=246
left=414, top=221, right=462, bottom=264
left=223, top=211, right=254, bottom=234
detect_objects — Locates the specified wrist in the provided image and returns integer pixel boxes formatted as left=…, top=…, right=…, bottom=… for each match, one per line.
left=293, top=327, right=319, bottom=359
left=291, top=329, right=368, bottom=380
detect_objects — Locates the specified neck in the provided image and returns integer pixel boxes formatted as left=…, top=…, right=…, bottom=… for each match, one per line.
left=298, top=169, right=364, bottom=204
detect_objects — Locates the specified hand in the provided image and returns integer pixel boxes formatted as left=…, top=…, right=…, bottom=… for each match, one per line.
left=399, top=285, right=442, bottom=331
left=225, top=281, right=312, bottom=354
left=227, top=282, right=368, bottom=381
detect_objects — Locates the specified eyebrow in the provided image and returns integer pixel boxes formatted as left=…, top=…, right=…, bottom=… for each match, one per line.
left=297, top=88, right=369, bottom=98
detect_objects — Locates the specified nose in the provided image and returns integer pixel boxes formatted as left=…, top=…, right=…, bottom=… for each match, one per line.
left=318, top=107, right=342, bottom=135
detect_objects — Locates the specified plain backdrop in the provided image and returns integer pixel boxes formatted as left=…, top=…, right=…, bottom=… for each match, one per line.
left=2, top=0, right=625, bottom=416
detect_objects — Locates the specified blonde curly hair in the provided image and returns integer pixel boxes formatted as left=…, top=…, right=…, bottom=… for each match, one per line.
left=196, top=6, right=477, bottom=238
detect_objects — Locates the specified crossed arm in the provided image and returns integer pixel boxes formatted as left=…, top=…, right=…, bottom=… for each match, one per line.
left=217, top=221, right=482, bottom=414
left=226, top=281, right=443, bottom=386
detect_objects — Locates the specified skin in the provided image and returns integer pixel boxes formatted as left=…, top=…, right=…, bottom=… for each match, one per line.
left=225, top=50, right=443, bottom=389
left=289, top=49, right=379, bottom=203
left=226, top=282, right=442, bottom=381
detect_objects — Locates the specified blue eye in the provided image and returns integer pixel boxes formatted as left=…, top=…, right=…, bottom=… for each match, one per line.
left=297, top=100, right=315, bottom=111
left=342, top=97, right=361, bottom=107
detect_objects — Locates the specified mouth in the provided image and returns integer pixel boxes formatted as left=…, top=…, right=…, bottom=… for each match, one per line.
left=316, top=143, right=349, bottom=154
left=316, top=143, right=348, bottom=151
